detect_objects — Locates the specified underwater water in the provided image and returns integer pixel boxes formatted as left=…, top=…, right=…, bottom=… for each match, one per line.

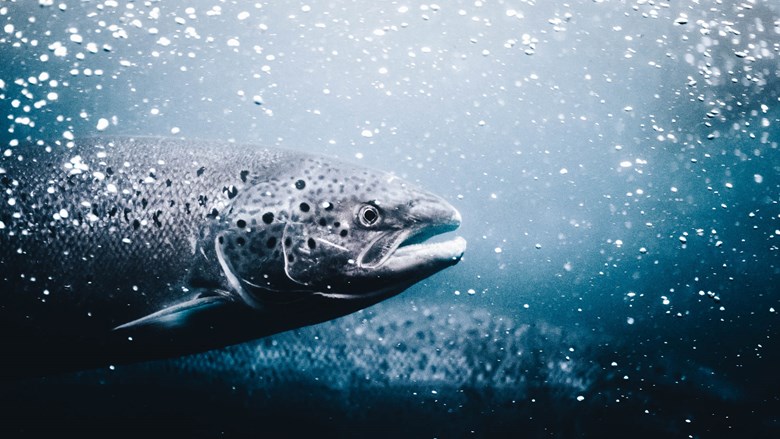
left=0, top=0, right=778, bottom=437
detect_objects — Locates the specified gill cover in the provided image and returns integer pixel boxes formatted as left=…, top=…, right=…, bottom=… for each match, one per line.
left=281, top=222, right=352, bottom=286
left=215, top=223, right=309, bottom=305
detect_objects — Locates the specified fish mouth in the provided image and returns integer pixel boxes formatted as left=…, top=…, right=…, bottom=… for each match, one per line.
left=357, top=206, right=466, bottom=273
left=313, top=201, right=465, bottom=301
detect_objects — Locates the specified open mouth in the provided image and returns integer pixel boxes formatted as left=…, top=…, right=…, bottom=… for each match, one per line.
left=357, top=210, right=466, bottom=270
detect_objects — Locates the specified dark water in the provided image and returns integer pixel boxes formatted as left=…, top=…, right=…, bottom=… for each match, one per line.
left=1, top=1, right=778, bottom=437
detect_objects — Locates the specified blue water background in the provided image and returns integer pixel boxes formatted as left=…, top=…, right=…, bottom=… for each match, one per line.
left=0, top=1, right=778, bottom=436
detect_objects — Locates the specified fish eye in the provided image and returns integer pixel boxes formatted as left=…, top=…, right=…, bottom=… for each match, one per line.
left=358, top=204, right=380, bottom=227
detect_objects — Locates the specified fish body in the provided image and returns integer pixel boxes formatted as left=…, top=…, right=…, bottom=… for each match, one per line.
left=0, top=137, right=465, bottom=376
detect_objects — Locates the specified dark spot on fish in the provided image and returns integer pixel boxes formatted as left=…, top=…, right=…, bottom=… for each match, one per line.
left=224, top=185, right=238, bottom=199
left=266, top=237, right=277, bottom=248
left=287, top=254, right=294, bottom=262
left=196, top=166, right=206, bottom=177
left=153, top=210, right=163, bottom=228
left=324, top=202, right=334, bottom=211
left=295, top=179, right=306, bottom=190
left=169, top=200, right=175, bottom=207
left=236, top=237, right=246, bottom=246
left=333, top=221, right=340, bottom=228
left=284, top=237, right=292, bottom=247
left=105, top=167, right=113, bottom=176
left=123, top=208, right=132, bottom=222
left=166, top=179, right=172, bottom=187
left=299, top=202, right=310, bottom=212
left=318, top=218, right=327, bottom=226
left=109, top=206, right=117, bottom=217
left=218, top=236, right=224, bottom=244
left=132, top=219, right=140, bottom=230
left=262, top=212, right=274, bottom=224
left=340, top=229, right=348, bottom=237
left=198, top=195, right=208, bottom=207
left=185, top=202, right=191, bottom=215
left=240, top=170, right=249, bottom=183
left=141, top=198, right=148, bottom=209
left=307, top=238, right=316, bottom=249
left=236, top=219, right=247, bottom=229
left=207, top=208, right=219, bottom=218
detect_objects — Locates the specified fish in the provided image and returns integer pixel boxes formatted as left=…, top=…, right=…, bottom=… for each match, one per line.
left=0, top=304, right=748, bottom=437
left=0, top=137, right=466, bottom=377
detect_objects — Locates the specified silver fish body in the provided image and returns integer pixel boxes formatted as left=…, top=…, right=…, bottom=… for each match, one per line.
left=0, top=137, right=465, bottom=377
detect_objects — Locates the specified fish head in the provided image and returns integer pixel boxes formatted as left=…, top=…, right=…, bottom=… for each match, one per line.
left=216, top=155, right=466, bottom=307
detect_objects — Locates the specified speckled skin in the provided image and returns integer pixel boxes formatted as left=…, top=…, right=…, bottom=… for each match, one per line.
left=0, top=137, right=463, bottom=376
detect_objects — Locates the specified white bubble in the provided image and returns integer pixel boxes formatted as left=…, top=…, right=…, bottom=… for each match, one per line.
left=494, top=247, right=502, bottom=253
left=237, top=11, right=250, bottom=20
left=156, top=37, right=171, bottom=46
left=96, top=118, right=109, bottom=131
left=576, top=395, right=585, bottom=402
left=360, top=129, right=373, bottom=138
left=619, top=161, right=632, bottom=168
left=754, top=174, right=763, bottom=184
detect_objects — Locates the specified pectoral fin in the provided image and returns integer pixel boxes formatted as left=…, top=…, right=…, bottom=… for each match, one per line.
left=113, top=294, right=234, bottom=332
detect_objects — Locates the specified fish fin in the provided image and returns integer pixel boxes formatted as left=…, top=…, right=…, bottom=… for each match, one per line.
left=113, top=294, right=234, bottom=332
left=195, top=289, right=233, bottom=299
